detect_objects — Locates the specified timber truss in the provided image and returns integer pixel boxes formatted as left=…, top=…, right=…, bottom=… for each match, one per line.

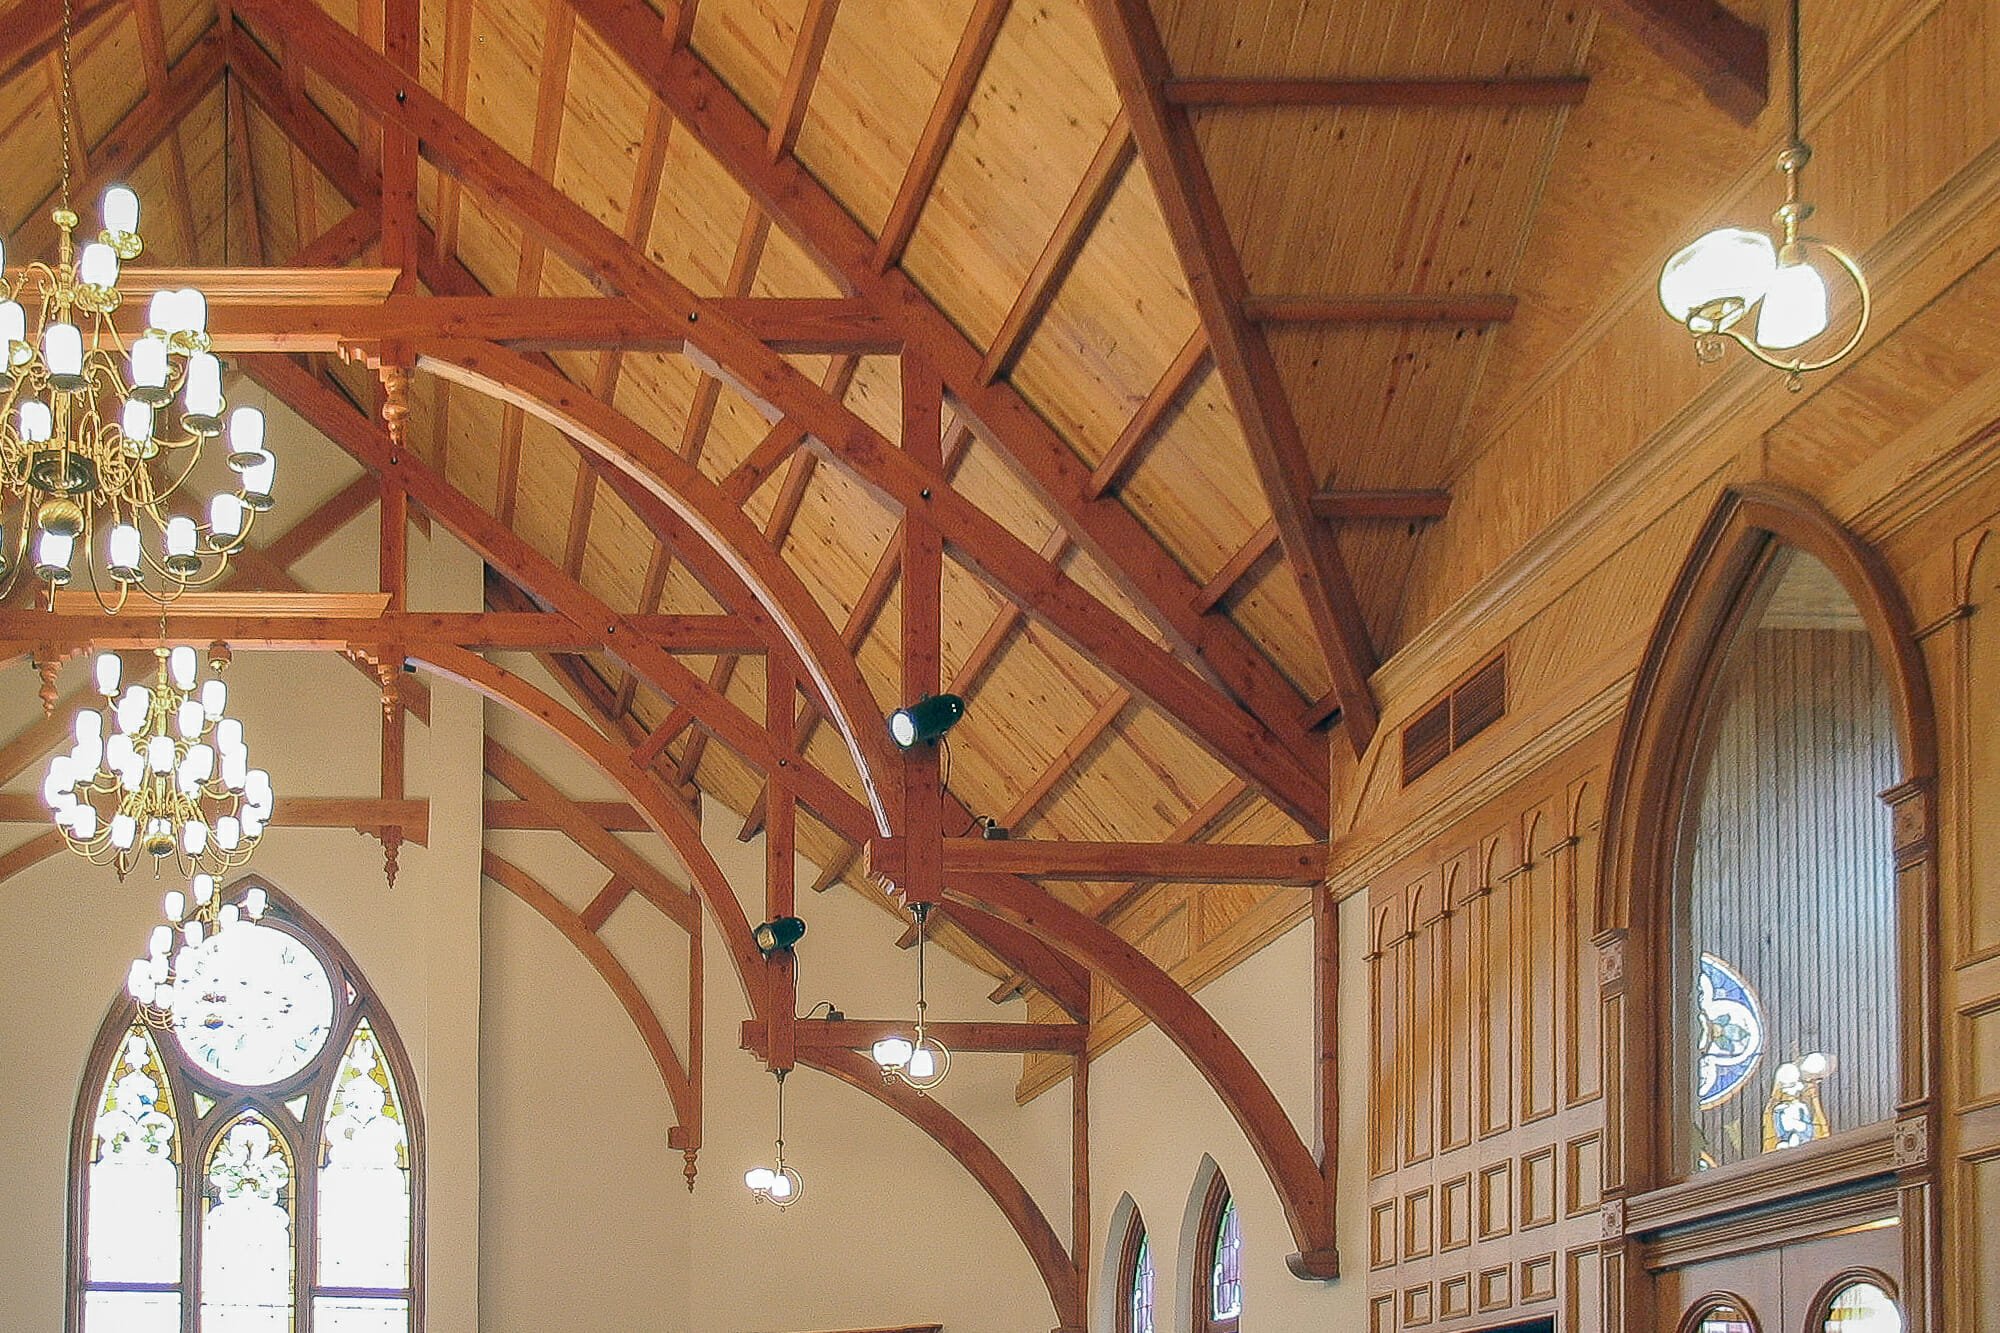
left=0, top=0, right=1772, bottom=1326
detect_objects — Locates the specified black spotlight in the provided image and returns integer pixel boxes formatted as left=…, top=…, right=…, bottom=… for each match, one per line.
left=754, top=916, right=807, bottom=957
left=888, top=693, right=965, bottom=749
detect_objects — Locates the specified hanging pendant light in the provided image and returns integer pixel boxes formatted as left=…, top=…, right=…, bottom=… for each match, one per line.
left=871, top=902, right=952, bottom=1093
left=0, top=0, right=281, bottom=606
left=1657, top=0, right=1870, bottom=389
left=743, top=1069, right=804, bottom=1209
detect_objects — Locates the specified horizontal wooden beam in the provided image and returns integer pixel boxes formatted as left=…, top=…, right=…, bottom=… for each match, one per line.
left=1595, top=0, right=1768, bottom=125
left=742, top=1018, right=1088, bottom=1055
left=77, top=289, right=895, bottom=355
left=0, top=610, right=766, bottom=655
left=483, top=798, right=650, bottom=831
left=0, top=793, right=429, bottom=840
left=1242, top=293, right=1517, bottom=324
left=1164, top=75, right=1590, bottom=107
left=869, top=836, right=1326, bottom=885
left=1308, top=489, right=1451, bottom=522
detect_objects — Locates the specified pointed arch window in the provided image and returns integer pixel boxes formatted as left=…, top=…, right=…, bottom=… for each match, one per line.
left=1194, top=1174, right=1241, bottom=1332
left=1116, top=1211, right=1154, bottom=1333
left=69, top=885, right=421, bottom=1332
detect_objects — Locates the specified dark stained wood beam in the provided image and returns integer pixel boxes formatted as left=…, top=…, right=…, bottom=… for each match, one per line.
left=870, top=836, right=1325, bottom=885
left=0, top=609, right=766, bottom=654
left=1164, top=75, right=1590, bottom=107
left=1243, top=294, right=1517, bottom=325
left=1083, top=0, right=1380, bottom=754
left=0, top=0, right=123, bottom=94
left=562, top=0, right=1328, bottom=789
left=980, top=111, right=1134, bottom=384
left=1595, top=0, right=1768, bottom=125
left=485, top=798, right=649, bottom=831
left=1308, top=489, right=1452, bottom=522
left=1084, top=325, right=1208, bottom=500
left=486, top=740, right=701, bottom=932
left=378, top=0, right=420, bottom=290
left=742, top=1018, right=1087, bottom=1055
left=1191, top=519, right=1277, bottom=615
left=874, top=0, right=1011, bottom=270
left=935, top=904, right=1091, bottom=1021
left=767, top=0, right=842, bottom=160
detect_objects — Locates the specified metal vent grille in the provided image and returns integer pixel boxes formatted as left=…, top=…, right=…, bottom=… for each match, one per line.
left=1400, top=651, right=1507, bottom=786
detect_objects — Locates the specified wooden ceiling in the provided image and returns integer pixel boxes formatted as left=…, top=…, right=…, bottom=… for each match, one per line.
left=0, top=0, right=1778, bottom=994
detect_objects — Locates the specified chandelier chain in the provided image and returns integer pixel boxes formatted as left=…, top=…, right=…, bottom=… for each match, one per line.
left=58, top=0, right=75, bottom=216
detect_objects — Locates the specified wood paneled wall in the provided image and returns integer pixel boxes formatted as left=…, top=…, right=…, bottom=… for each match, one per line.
left=1363, top=735, right=1611, bottom=1332
left=1687, top=625, right=1901, bottom=1167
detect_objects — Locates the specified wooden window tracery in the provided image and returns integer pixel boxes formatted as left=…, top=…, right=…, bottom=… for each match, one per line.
left=67, top=883, right=423, bottom=1333
left=1193, top=1173, right=1240, bottom=1333
left=1115, top=1210, right=1154, bottom=1333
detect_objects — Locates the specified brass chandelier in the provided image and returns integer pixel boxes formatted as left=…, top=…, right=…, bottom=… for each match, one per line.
left=44, top=644, right=272, bottom=879
left=1657, top=0, right=1869, bottom=389
left=126, top=873, right=269, bottom=1030
left=1, top=0, right=278, bottom=607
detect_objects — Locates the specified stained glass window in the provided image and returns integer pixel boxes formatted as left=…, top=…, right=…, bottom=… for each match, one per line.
left=1117, top=1215, right=1153, bottom=1333
left=1194, top=1174, right=1240, bottom=1333
left=1695, top=1304, right=1758, bottom=1333
left=70, top=887, right=420, bottom=1333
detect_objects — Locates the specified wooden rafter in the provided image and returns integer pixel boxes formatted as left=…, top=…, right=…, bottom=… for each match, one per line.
left=10, top=34, right=223, bottom=262
left=1085, top=325, right=1208, bottom=500
left=0, top=608, right=764, bottom=655
left=1192, top=520, right=1277, bottom=616
left=874, top=0, right=1011, bottom=270
left=0, top=0, right=122, bottom=92
left=869, top=836, right=1324, bottom=885
left=743, top=1018, right=1086, bottom=1055
left=1083, top=0, right=1380, bottom=755
left=1164, top=75, right=1591, bottom=107
left=1309, top=489, right=1452, bottom=522
left=1243, top=294, right=1517, bottom=325
left=1595, top=0, right=1768, bottom=125
left=560, top=0, right=1327, bottom=788
left=768, top=0, right=842, bottom=160
left=979, top=111, right=1134, bottom=384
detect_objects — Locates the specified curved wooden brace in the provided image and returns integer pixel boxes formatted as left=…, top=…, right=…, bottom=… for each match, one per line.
left=940, top=868, right=1337, bottom=1275
left=412, top=644, right=767, bottom=1008
left=482, top=847, right=695, bottom=1127
left=416, top=342, right=898, bottom=836
left=802, top=1046, right=1084, bottom=1333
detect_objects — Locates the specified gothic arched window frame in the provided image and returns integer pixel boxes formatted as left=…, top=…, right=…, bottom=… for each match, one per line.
left=1598, top=484, right=1940, bottom=1325
left=65, top=878, right=425, bottom=1333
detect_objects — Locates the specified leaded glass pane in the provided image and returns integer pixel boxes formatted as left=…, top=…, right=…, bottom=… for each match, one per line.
left=1824, top=1282, right=1902, bottom=1332
left=318, top=1021, right=412, bottom=1289
left=201, top=1115, right=295, bottom=1332
left=175, top=922, right=335, bottom=1087
left=87, top=1027, right=181, bottom=1284
left=312, top=1297, right=411, bottom=1332
left=83, top=1289, right=182, bottom=1332
left=1211, top=1195, right=1242, bottom=1319
left=1129, top=1234, right=1154, bottom=1333
left=1683, top=549, right=1899, bottom=1172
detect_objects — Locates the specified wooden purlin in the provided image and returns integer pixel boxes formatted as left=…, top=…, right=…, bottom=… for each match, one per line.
left=0, top=0, right=123, bottom=91
left=560, top=0, right=1329, bottom=787
left=1163, top=75, right=1591, bottom=107
left=1594, top=0, right=1769, bottom=125
left=1082, top=0, right=1381, bottom=756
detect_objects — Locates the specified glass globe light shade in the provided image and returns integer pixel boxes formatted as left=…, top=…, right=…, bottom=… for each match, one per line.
left=147, top=289, right=176, bottom=334
left=105, top=734, right=135, bottom=772
left=242, top=450, right=277, bottom=501
left=227, top=406, right=265, bottom=459
left=907, top=1045, right=937, bottom=1081
left=201, top=679, right=226, bottom=719
left=218, top=902, right=238, bottom=929
left=177, top=699, right=203, bottom=740
left=210, top=493, right=244, bottom=544
left=101, top=185, right=140, bottom=237
left=166, top=517, right=198, bottom=562
left=163, top=890, right=185, bottom=921
left=768, top=1172, right=795, bottom=1201
left=1775, top=1061, right=1802, bottom=1087
left=109, top=814, right=136, bottom=849
left=70, top=805, right=97, bottom=838
left=244, top=886, right=267, bottom=919
left=74, top=733, right=102, bottom=773
left=222, top=748, right=248, bottom=791
left=107, top=523, right=142, bottom=578
left=78, top=242, right=119, bottom=289
left=192, top=873, right=215, bottom=905
left=43, top=321, right=84, bottom=383
left=177, top=288, right=207, bottom=333
left=95, top=651, right=121, bottom=697
left=1659, top=227, right=1777, bottom=332
left=745, top=1166, right=775, bottom=1192
left=36, top=528, right=74, bottom=577
left=75, top=709, right=101, bottom=745
left=183, top=352, right=223, bottom=422
left=41, top=772, right=68, bottom=810
left=872, top=1036, right=914, bottom=1071
left=149, top=925, right=173, bottom=958
left=215, top=717, right=243, bottom=754
left=147, top=735, right=175, bottom=772
left=182, top=919, right=202, bottom=946
left=129, top=337, right=168, bottom=396
left=1799, top=1051, right=1830, bottom=1079
left=154, top=982, right=176, bottom=1012
left=182, top=820, right=206, bottom=855
left=121, top=398, right=154, bottom=453
left=1754, top=258, right=1831, bottom=350
left=19, top=399, right=51, bottom=442
left=216, top=816, right=240, bottom=850
left=126, top=959, right=149, bottom=998
left=0, top=300, right=23, bottom=349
